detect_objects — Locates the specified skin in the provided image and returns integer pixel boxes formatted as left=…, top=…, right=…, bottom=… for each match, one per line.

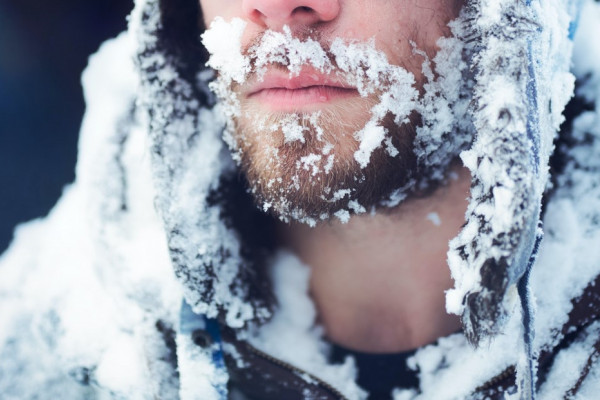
left=283, top=166, right=469, bottom=352
left=200, top=0, right=467, bottom=352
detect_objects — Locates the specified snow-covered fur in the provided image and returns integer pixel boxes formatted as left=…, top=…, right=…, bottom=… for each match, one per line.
left=1, top=0, right=600, bottom=399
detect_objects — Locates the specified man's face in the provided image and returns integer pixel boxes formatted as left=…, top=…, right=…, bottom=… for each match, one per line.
left=200, top=0, right=464, bottom=225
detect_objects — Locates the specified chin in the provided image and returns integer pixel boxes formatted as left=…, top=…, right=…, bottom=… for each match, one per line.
left=231, top=109, right=420, bottom=225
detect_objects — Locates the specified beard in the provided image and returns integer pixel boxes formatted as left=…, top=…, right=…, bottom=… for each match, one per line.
left=234, top=99, right=420, bottom=224
left=202, top=19, right=471, bottom=225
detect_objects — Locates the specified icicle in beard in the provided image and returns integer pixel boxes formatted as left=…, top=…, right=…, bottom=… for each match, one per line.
left=203, top=20, right=458, bottom=225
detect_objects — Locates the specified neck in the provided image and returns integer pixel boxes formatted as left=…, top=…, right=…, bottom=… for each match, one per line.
left=281, top=167, right=471, bottom=353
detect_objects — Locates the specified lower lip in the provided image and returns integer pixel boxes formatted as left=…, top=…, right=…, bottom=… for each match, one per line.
left=249, top=86, right=359, bottom=111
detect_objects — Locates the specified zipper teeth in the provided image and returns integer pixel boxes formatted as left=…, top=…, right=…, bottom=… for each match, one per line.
left=246, top=343, right=350, bottom=400
left=475, top=365, right=515, bottom=393
left=247, top=344, right=515, bottom=399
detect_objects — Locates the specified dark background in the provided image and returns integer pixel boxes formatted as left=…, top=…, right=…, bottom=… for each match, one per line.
left=0, top=1, right=133, bottom=252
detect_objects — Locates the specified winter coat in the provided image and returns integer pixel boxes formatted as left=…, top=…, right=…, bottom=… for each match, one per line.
left=2, top=0, right=600, bottom=399
left=215, top=276, right=600, bottom=400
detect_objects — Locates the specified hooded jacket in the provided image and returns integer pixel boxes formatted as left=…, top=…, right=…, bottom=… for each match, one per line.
left=1, top=0, right=600, bottom=399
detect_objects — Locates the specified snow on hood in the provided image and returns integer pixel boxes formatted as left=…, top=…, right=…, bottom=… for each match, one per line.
left=3, top=0, right=599, bottom=398
left=445, top=0, right=577, bottom=343
left=132, top=0, right=275, bottom=329
left=131, top=0, right=577, bottom=343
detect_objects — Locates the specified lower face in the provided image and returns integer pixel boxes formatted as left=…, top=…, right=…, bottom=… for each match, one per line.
left=200, top=0, right=465, bottom=225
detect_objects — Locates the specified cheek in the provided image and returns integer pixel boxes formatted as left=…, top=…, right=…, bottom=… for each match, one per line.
left=362, top=1, right=460, bottom=72
left=199, top=1, right=264, bottom=47
left=199, top=0, right=240, bottom=27
left=330, top=4, right=422, bottom=66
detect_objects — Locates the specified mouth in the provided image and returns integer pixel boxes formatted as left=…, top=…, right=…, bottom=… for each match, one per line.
left=244, top=69, right=359, bottom=111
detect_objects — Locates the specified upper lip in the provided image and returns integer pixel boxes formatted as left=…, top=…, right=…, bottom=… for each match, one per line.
left=244, top=68, right=355, bottom=97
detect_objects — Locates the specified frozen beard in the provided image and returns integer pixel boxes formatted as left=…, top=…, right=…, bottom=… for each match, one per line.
left=202, top=18, right=470, bottom=226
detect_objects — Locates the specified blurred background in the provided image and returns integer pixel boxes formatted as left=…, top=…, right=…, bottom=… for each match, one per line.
left=0, top=1, right=133, bottom=252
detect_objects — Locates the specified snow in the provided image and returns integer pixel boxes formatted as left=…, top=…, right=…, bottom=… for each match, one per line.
left=118, top=0, right=600, bottom=398
left=575, top=355, right=600, bottom=400
left=348, top=200, right=367, bottom=214
left=136, top=0, right=266, bottom=330
left=412, top=33, right=473, bottom=183
left=572, top=0, right=600, bottom=103
left=202, top=16, right=473, bottom=224
left=426, top=212, right=442, bottom=227
left=0, top=22, right=182, bottom=399
left=445, top=0, right=577, bottom=352
left=94, top=335, right=147, bottom=396
left=202, top=18, right=419, bottom=166
left=353, top=122, right=387, bottom=168
left=177, top=334, right=228, bottom=400
left=280, top=113, right=310, bottom=143
left=2, top=0, right=600, bottom=398
left=538, top=322, right=600, bottom=399
left=406, top=313, right=522, bottom=399
left=334, top=209, right=351, bottom=223
left=202, top=17, right=250, bottom=84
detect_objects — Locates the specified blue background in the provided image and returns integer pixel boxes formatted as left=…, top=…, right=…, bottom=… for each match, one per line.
left=0, top=1, right=132, bottom=252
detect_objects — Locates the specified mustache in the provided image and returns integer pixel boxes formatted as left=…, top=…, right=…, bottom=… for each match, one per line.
left=217, top=24, right=419, bottom=108
left=243, top=26, right=328, bottom=54
left=241, top=27, right=336, bottom=78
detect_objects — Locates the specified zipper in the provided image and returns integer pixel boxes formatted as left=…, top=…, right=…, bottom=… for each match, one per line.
left=474, top=365, right=516, bottom=393
left=241, top=339, right=517, bottom=400
left=244, top=342, right=350, bottom=400
left=245, top=341, right=517, bottom=400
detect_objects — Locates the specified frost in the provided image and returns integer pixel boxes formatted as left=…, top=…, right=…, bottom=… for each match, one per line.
left=280, top=114, right=308, bottom=143
left=572, top=0, right=600, bottom=101
left=354, top=122, right=387, bottom=168
left=203, top=19, right=419, bottom=170
left=252, top=25, right=331, bottom=77
left=537, top=323, right=600, bottom=399
left=299, top=153, right=322, bottom=176
left=412, top=32, right=473, bottom=183
left=334, top=209, right=351, bottom=224
left=3, top=0, right=600, bottom=399
left=348, top=200, right=366, bottom=214
left=324, top=154, right=335, bottom=174
left=444, top=0, right=576, bottom=348
left=202, top=16, right=473, bottom=224
left=426, top=212, right=442, bottom=227
left=384, top=136, right=400, bottom=157
left=381, top=181, right=414, bottom=208
left=330, top=189, right=351, bottom=202
left=177, top=334, right=228, bottom=400
left=0, top=22, right=183, bottom=399
left=95, top=335, right=146, bottom=395
left=392, top=388, right=418, bottom=400
left=202, top=17, right=250, bottom=84
left=136, top=0, right=264, bottom=330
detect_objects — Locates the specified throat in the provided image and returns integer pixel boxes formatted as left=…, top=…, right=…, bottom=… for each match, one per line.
left=280, top=166, right=470, bottom=353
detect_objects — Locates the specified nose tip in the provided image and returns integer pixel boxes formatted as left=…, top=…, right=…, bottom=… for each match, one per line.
left=242, top=0, right=340, bottom=29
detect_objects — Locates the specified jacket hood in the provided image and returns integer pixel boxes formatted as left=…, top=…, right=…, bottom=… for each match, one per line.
left=130, top=0, right=578, bottom=344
